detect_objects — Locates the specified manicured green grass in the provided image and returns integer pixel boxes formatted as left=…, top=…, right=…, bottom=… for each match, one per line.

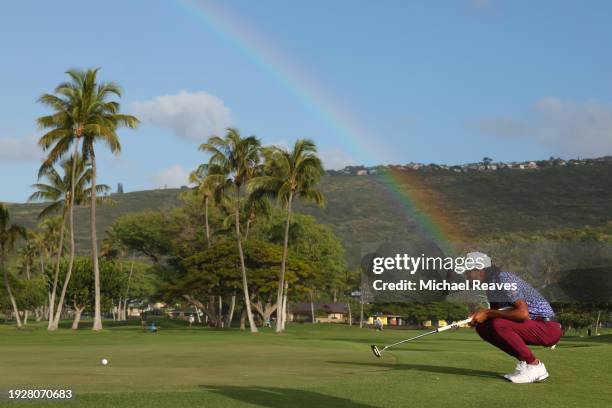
left=0, top=321, right=610, bottom=407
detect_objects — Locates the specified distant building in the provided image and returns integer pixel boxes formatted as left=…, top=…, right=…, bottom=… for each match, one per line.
left=356, top=169, right=368, bottom=176
left=288, top=302, right=350, bottom=323
left=117, top=182, right=124, bottom=194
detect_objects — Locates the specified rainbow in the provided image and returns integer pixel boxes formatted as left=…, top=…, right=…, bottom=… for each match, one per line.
left=378, top=168, right=464, bottom=252
left=175, top=0, right=465, bottom=252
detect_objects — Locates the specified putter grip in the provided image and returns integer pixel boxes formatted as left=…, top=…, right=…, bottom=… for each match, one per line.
left=437, top=307, right=511, bottom=332
left=437, top=317, right=472, bottom=332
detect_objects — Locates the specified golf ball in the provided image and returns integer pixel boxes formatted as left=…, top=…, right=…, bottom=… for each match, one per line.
left=101, top=358, right=108, bottom=366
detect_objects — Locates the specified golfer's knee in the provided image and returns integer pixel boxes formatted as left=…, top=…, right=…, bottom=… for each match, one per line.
left=475, top=320, right=494, bottom=339
left=476, top=318, right=510, bottom=339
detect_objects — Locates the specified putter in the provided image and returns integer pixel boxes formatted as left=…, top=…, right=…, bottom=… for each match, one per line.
left=371, top=317, right=472, bottom=358
left=371, top=307, right=512, bottom=357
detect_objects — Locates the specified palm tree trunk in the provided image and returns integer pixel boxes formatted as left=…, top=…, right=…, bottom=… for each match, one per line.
left=50, top=142, right=79, bottom=331
left=347, top=300, right=352, bottom=326
left=46, top=292, right=51, bottom=321
left=235, top=198, right=257, bottom=333
left=217, top=296, right=223, bottom=327
left=2, top=258, right=22, bottom=328
left=276, top=191, right=293, bottom=333
left=122, top=254, right=135, bottom=321
left=281, top=282, right=288, bottom=330
left=48, top=211, right=66, bottom=329
left=117, top=297, right=122, bottom=321
left=90, top=151, right=103, bottom=331
left=226, top=293, right=236, bottom=328
left=245, top=218, right=251, bottom=241
left=310, top=291, right=315, bottom=323
left=239, top=307, right=246, bottom=330
left=205, top=196, right=211, bottom=248
left=72, top=303, right=84, bottom=330
left=122, top=300, right=128, bottom=320
left=359, top=291, right=364, bottom=328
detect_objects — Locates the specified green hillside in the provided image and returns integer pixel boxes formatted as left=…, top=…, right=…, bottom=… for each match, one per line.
left=7, top=162, right=612, bottom=267
left=7, top=189, right=182, bottom=253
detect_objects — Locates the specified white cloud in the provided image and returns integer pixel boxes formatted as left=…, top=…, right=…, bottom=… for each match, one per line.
left=0, top=134, right=43, bottom=162
left=320, top=149, right=358, bottom=170
left=151, top=165, right=191, bottom=189
left=533, top=98, right=612, bottom=157
left=470, top=98, right=612, bottom=157
left=132, top=90, right=231, bottom=142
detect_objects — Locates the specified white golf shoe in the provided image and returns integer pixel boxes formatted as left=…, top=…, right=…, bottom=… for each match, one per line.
left=509, top=361, right=549, bottom=383
left=503, top=361, right=527, bottom=380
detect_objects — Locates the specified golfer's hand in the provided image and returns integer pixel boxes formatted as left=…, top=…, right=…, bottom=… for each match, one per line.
left=469, top=309, right=490, bottom=326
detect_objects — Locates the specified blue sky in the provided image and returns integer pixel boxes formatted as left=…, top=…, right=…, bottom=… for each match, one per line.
left=1, top=0, right=612, bottom=202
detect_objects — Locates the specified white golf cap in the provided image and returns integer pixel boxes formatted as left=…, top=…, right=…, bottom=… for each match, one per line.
left=461, top=251, right=492, bottom=273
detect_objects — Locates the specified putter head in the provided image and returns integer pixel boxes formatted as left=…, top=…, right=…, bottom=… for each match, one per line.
left=371, top=345, right=382, bottom=358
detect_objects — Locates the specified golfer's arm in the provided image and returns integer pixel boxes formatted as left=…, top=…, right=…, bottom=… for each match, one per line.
left=487, top=300, right=530, bottom=322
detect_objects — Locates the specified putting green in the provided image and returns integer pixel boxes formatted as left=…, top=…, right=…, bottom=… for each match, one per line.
left=0, top=321, right=609, bottom=407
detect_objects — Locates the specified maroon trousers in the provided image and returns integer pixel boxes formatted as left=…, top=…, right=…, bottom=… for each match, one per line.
left=476, top=318, right=562, bottom=364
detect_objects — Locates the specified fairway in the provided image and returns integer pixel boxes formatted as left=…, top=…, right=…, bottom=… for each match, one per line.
left=0, top=322, right=609, bottom=407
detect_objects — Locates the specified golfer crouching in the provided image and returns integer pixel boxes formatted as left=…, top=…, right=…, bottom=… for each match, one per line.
left=461, top=252, right=562, bottom=384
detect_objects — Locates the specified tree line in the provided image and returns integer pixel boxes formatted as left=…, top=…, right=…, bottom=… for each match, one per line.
left=0, top=67, right=353, bottom=333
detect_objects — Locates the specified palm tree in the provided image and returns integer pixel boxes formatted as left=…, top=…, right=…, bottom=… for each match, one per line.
left=243, top=193, right=271, bottom=241
left=250, top=139, right=325, bottom=332
left=38, top=68, right=138, bottom=331
left=199, top=128, right=261, bottom=333
left=188, top=163, right=225, bottom=248
left=19, top=233, right=39, bottom=280
left=36, top=216, right=64, bottom=277
left=0, top=204, right=27, bottom=327
left=29, top=157, right=109, bottom=329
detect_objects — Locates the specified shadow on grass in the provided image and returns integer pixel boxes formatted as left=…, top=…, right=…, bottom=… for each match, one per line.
left=200, top=385, right=379, bottom=408
left=327, top=361, right=500, bottom=379
left=553, top=343, right=595, bottom=349
left=324, top=337, right=444, bottom=349
left=561, top=334, right=611, bottom=343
